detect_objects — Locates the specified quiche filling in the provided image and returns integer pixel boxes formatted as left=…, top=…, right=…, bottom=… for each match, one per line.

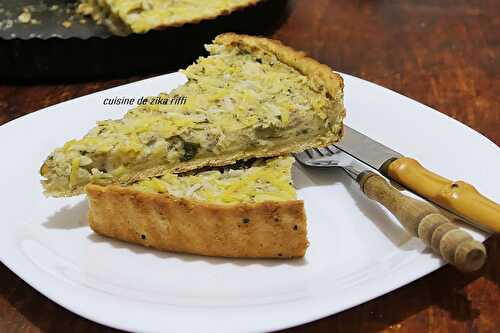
left=131, top=156, right=296, bottom=204
left=41, top=35, right=344, bottom=197
left=78, top=0, right=261, bottom=34
left=78, top=0, right=131, bottom=35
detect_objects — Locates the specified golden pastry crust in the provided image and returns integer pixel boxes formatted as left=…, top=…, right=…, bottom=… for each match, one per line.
left=86, top=184, right=309, bottom=258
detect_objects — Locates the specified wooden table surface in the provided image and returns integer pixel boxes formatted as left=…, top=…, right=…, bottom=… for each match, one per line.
left=1, top=0, right=499, bottom=332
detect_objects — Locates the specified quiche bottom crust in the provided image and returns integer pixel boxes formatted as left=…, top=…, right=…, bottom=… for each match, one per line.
left=86, top=183, right=309, bottom=258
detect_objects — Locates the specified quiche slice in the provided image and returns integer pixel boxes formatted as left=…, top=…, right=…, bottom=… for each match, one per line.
left=41, top=33, right=345, bottom=197
left=78, top=0, right=264, bottom=35
left=86, top=156, right=308, bottom=258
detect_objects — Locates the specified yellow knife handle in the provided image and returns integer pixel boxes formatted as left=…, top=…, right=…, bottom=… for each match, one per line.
left=382, top=157, right=500, bottom=233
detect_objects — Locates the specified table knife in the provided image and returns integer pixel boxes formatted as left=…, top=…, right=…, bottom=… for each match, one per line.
left=334, top=125, right=500, bottom=233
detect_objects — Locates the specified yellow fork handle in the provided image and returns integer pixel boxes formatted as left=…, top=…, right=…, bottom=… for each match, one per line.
left=384, top=157, right=500, bottom=233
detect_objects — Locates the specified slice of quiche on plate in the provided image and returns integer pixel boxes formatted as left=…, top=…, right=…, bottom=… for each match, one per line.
left=41, top=33, right=345, bottom=197
left=86, top=156, right=308, bottom=258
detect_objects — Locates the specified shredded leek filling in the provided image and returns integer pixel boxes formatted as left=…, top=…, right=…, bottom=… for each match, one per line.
left=41, top=39, right=342, bottom=195
left=131, top=156, right=296, bottom=204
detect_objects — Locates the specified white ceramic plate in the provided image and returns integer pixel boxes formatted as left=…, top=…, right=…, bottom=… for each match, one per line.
left=0, top=73, right=498, bottom=333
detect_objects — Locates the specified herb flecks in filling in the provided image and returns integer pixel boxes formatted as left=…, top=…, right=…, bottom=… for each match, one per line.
left=181, top=141, right=200, bottom=162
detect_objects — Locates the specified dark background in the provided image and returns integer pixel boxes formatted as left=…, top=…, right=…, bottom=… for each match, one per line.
left=0, top=0, right=499, bottom=332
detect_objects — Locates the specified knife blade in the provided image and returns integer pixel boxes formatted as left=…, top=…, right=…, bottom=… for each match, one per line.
left=334, top=125, right=500, bottom=233
left=335, top=125, right=403, bottom=171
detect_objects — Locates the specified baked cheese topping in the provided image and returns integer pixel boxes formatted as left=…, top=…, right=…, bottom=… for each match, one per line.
left=131, top=156, right=296, bottom=204
left=41, top=35, right=344, bottom=196
left=79, top=0, right=261, bottom=34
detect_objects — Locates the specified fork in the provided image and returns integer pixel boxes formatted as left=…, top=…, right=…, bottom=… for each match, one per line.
left=294, top=146, right=487, bottom=272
